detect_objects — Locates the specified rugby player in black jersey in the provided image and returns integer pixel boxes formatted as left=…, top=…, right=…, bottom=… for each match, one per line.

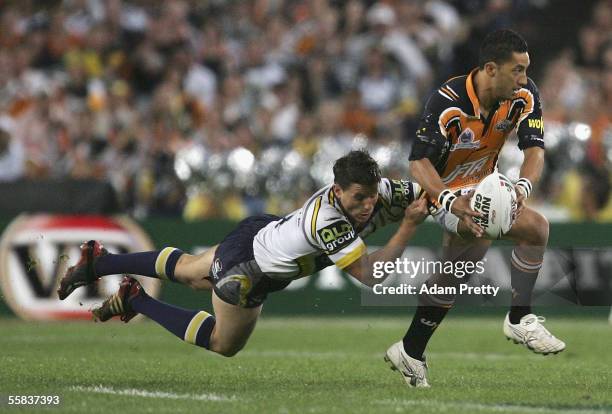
left=384, top=29, right=565, bottom=388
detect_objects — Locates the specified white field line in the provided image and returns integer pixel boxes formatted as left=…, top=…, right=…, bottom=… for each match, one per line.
left=376, top=399, right=611, bottom=414
left=69, top=385, right=235, bottom=402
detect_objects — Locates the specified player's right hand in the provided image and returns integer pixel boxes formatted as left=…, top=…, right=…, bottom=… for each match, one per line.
left=451, top=192, right=484, bottom=237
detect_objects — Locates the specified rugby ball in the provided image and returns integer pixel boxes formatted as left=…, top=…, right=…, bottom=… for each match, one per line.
left=469, top=172, right=518, bottom=239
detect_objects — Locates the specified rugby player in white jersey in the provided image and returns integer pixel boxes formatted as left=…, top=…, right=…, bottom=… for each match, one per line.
left=58, top=150, right=473, bottom=357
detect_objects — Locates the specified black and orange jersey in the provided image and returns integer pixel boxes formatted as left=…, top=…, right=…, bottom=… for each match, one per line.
left=409, top=68, right=544, bottom=191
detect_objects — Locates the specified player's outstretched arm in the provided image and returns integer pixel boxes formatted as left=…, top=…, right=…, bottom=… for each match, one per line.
left=344, top=199, right=428, bottom=287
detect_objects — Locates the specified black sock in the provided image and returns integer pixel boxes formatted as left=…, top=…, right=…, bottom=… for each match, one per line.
left=508, top=249, right=541, bottom=324
left=95, top=247, right=183, bottom=282
left=130, top=293, right=216, bottom=349
left=402, top=306, right=450, bottom=361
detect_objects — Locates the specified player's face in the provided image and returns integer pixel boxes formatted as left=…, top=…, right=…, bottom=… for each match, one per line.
left=494, top=52, right=530, bottom=101
left=334, top=183, right=379, bottom=224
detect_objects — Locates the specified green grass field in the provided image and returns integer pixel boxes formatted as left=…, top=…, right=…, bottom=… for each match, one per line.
left=1, top=314, right=611, bottom=413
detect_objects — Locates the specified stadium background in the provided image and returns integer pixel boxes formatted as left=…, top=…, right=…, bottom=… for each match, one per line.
left=1, top=0, right=611, bottom=315
left=1, top=1, right=612, bottom=412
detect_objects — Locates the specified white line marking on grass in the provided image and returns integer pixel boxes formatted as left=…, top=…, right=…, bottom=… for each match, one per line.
left=69, top=385, right=236, bottom=402
left=377, top=399, right=610, bottom=414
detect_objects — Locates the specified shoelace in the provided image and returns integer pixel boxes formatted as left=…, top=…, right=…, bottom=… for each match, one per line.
left=402, top=358, right=426, bottom=379
left=523, top=316, right=555, bottom=341
left=522, top=315, right=545, bottom=328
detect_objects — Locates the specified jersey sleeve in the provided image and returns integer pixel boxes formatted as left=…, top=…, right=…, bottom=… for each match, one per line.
left=306, top=199, right=366, bottom=270
left=377, top=178, right=421, bottom=222
left=516, top=78, right=545, bottom=150
left=409, top=90, right=452, bottom=166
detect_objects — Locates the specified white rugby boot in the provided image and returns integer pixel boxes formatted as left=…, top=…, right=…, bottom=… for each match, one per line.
left=503, top=313, right=566, bottom=355
left=384, top=341, right=430, bottom=388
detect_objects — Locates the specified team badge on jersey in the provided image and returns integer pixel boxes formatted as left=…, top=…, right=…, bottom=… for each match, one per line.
left=450, top=128, right=480, bottom=151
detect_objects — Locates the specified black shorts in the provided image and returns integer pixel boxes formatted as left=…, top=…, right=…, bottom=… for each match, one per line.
left=209, top=214, right=292, bottom=308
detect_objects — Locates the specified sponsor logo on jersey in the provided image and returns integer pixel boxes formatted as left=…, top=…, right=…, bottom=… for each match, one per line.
left=442, top=155, right=490, bottom=185
left=449, top=128, right=480, bottom=151
left=390, top=180, right=411, bottom=208
left=472, top=194, right=491, bottom=230
left=527, top=117, right=544, bottom=134
left=0, top=214, right=157, bottom=321
left=317, top=221, right=355, bottom=254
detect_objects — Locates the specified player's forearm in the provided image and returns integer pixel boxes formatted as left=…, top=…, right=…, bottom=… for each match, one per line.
left=370, top=221, right=417, bottom=262
left=359, top=221, right=419, bottom=287
left=519, top=147, right=544, bottom=185
left=410, top=158, right=447, bottom=199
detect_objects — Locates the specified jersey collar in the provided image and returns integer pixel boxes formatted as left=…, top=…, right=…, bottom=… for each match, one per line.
left=466, top=68, right=481, bottom=117
left=327, top=187, right=337, bottom=208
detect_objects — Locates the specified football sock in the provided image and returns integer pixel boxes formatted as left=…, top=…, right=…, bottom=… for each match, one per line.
left=508, top=248, right=542, bottom=324
left=130, top=293, right=216, bottom=349
left=402, top=305, right=450, bottom=361
left=95, top=248, right=183, bottom=282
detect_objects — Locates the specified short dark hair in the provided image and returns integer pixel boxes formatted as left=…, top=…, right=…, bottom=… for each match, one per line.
left=333, top=150, right=381, bottom=189
left=478, top=29, right=528, bottom=69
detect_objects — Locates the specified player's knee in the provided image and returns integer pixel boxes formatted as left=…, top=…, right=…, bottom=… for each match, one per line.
left=219, top=348, right=240, bottom=358
left=530, top=211, right=549, bottom=246
left=208, top=332, right=245, bottom=357
left=517, top=210, right=548, bottom=246
left=213, top=343, right=243, bottom=358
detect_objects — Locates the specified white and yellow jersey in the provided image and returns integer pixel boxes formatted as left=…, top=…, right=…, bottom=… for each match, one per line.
left=252, top=178, right=422, bottom=280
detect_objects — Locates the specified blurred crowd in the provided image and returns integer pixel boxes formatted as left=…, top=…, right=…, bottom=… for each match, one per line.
left=533, top=0, right=612, bottom=221
left=0, top=0, right=611, bottom=221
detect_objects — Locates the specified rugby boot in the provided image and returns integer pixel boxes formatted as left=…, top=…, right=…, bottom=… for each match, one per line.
left=57, top=240, right=108, bottom=300
left=92, top=276, right=143, bottom=323
left=503, top=313, right=566, bottom=355
left=384, top=341, right=430, bottom=388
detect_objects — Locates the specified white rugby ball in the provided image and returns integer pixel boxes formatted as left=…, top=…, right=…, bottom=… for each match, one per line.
left=469, top=172, right=518, bottom=239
